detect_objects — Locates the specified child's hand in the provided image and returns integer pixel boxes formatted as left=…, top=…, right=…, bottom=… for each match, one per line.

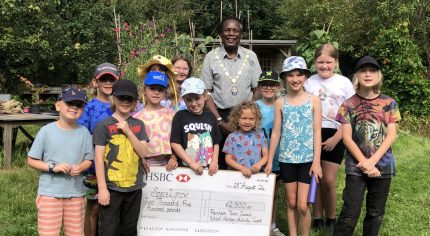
left=264, top=163, right=272, bottom=176
left=366, top=167, right=381, bottom=178
left=166, top=156, right=178, bottom=172
left=142, top=159, right=150, bottom=174
left=322, top=137, right=339, bottom=152
left=357, top=159, right=375, bottom=172
left=208, top=162, right=218, bottom=176
left=310, top=162, right=323, bottom=183
left=69, top=165, right=82, bottom=176
left=251, top=163, right=262, bottom=174
left=53, top=163, right=71, bottom=174
left=190, top=162, right=204, bottom=175
left=240, top=167, right=252, bottom=178
left=98, top=188, right=110, bottom=206
left=116, top=121, right=131, bottom=136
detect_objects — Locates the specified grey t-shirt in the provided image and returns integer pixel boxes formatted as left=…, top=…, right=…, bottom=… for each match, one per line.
left=201, top=45, right=262, bottom=109
left=28, top=122, right=94, bottom=198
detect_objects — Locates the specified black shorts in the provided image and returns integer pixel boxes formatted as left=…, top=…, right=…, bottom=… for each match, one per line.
left=280, top=162, right=312, bottom=184
left=321, top=128, right=345, bottom=164
left=273, top=170, right=282, bottom=182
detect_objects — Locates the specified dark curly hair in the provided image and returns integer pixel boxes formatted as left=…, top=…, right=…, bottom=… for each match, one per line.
left=228, top=101, right=262, bottom=131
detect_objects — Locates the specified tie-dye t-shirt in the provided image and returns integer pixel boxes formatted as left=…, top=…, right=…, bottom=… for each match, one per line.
left=133, top=107, right=175, bottom=165
left=223, top=130, right=268, bottom=169
left=93, top=116, right=149, bottom=192
left=336, top=94, right=401, bottom=177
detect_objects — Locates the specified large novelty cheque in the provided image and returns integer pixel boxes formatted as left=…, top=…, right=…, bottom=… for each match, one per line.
left=138, top=167, right=276, bottom=236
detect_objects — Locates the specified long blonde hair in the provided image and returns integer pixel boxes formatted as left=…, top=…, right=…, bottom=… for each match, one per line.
left=352, top=69, right=384, bottom=93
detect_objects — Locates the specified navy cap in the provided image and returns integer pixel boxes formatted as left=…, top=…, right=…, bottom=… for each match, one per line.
left=57, top=86, right=87, bottom=103
left=111, top=80, right=138, bottom=99
left=94, top=62, right=120, bottom=80
left=355, top=56, right=380, bottom=71
left=144, top=71, right=169, bottom=88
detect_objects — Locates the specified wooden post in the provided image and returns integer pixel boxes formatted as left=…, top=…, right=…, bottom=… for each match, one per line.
left=3, top=124, right=12, bottom=167
left=220, top=1, right=223, bottom=22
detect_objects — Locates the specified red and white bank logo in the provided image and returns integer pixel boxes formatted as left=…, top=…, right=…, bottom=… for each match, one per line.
left=176, top=174, right=191, bottom=183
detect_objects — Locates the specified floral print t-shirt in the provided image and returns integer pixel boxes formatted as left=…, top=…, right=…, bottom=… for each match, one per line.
left=223, top=130, right=268, bottom=168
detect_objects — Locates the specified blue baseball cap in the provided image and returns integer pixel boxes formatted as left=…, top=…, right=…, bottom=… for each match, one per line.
left=57, top=86, right=87, bottom=103
left=144, top=71, right=169, bottom=88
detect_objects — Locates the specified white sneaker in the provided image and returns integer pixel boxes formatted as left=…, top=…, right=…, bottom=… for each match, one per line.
left=271, top=228, right=286, bottom=236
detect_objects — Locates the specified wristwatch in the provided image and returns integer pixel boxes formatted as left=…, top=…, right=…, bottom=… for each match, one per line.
left=48, top=163, right=56, bottom=173
left=217, top=117, right=223, bottom=125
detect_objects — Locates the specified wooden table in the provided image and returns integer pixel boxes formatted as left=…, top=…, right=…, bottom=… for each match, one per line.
left=0, top=113, right=58, bottom=167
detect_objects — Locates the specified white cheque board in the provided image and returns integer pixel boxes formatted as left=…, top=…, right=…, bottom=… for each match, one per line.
left=138, top=167, right=275, bottom=236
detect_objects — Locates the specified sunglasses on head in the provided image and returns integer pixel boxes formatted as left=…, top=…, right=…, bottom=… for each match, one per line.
left=116, top=95, right=135, bottom=102
left=65, top=101, right=85, bottom=108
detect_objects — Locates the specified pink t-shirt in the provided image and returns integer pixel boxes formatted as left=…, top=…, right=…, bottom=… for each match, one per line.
left=134, top=108, right=175, bottom=165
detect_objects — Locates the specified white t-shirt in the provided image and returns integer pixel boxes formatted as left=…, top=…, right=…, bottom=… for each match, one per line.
left=304, top=74, right=355, bottom=129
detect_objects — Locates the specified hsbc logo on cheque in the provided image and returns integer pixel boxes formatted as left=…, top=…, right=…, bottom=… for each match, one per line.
left=145, top=172, right=190, bottom=183
left=176, top=174, right=191, bottom=182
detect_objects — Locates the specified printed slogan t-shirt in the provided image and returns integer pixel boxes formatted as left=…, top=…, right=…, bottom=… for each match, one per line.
left=170, top=110, right=222, bottom=167
left=93, top=116, right=149, bottom=192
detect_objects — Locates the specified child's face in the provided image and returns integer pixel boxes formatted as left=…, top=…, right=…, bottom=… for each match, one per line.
left=114, top=95, right=137, bottom=114
left=238, top=108, right=256, bottom=132
left=285, top=70, right=306, bottom=92
left=55, top=100, right=85, bottom=122
left=149, top=64, right=168, bottom=74
left=258, top=82, right=280, bottom=100
left=357, top=66, right=380, bottom=90
left=93, top=75, right=117, bottom=96
left=144, top=85, right=167, bottom=105
left=183, top=93, right=206, bottom=115
left=315, top=53, right=336, bottom=79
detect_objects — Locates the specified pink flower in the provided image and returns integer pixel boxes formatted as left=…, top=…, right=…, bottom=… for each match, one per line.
left=160, top=33, right=165, bottom=38
left=123, top=22, right=130, bottom=31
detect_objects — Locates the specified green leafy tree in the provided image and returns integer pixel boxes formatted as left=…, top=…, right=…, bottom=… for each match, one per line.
left=0, top=0, right=117, bottom=89
left=370, top=22, right=430, bottom=117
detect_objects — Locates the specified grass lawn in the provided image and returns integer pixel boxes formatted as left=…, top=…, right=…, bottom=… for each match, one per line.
left=0, top=128, right=429, bottom=235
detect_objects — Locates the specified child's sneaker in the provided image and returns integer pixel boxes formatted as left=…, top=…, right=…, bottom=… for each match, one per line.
left=312, top=218, right=324, bottom=230
left=271, top=228, right=286, bottom=236
left=325, top=218, right=336, bottom=234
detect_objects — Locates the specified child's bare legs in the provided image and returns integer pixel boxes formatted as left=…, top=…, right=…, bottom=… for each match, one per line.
left=297, top=182, right=311, bottom=236
left=271, top=181, right=280, bottom=227
left=285, top=182, right=298, bottom=236
left=320, top=161, right=340, bottom=219
left=286, top=182, right=311, bottom=236
left=84, top=199, right=99, bottom=236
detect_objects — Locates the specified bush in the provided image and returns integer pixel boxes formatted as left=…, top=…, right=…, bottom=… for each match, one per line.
left=370, top=22, right=430, bottom=117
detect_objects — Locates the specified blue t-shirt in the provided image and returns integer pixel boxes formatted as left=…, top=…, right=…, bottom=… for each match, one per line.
left=28, top=122, right=94, bottom=198
left=256, top=99, right=280, bottom=172
left=77, top=98, right=112, bottom=198
left=223, top=130, right=268, bottom=169
left=77, top=98, right=112, bottom=134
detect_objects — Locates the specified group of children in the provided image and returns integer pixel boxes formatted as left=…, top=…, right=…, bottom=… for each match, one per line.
left=28, top=45, right=400, bottom=236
